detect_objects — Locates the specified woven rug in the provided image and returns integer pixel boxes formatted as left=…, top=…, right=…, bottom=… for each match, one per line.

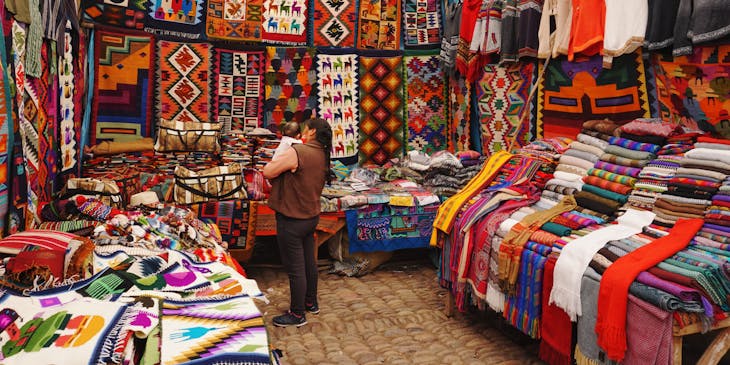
left=654, top=45, right=730, bottom=138
left=316, top=51, right=359, bottom=165
left=262, top=46, right=318, bottom=131
left=9, top=21, right=28, bottom=234
left=402, top=0, right=442, bottom=48
left=477, top=61, right=536, bottom=155
left=359, top=52, right=405, bottom=166
left=187, top=200, right=250, bottom=249
left=81, top=0, right=146, bottom=30
left=0, top=19, right=11, bottom=235
left=311, top=0, right=357, bottom=47
left=449, top=75, right=471, bottom=152
left=160, top=296, right=270, bottom=365
left=261, top=0, right=308, bottom=44
left=357, top=0, right=401, bottom=50
left=212, top=48, right=265, bottom=133
left=157, top=41, right=210, bottom=124
left=144, top=0, right=206, bottom=41
left=404, top=50, right=447, bottom=155
left=59, top=25, right=79, bottom=174
left=345, top=203, right=438, bottom=252
left=206, top=0, right=265, bottom=41
left=538, top=52, right=650, bottom=139
left=93, top=29, right=154, bottom=143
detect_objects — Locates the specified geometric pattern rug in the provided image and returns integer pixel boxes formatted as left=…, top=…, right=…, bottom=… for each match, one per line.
left=93, top=29, right=155, bottom=142
left=263, top=47, right=318, bottom=131
left=81, top=0, right=146, bottom=30
left=477, top=61, right=536, bottom=155
left=311, top=0, right=357, bottom=47
left=402, top=0, right=441, bottom=48
left=404, top=50, right=447, bottom=155
left=206, top=0, right=265, bottom=42
left=449, top=75, right=471, bottom=152
left=654, top=45, right=730, bottom=138
left=359, top=52, right=404, bottom=166
left=157, top=41, right=211, bottom=124
left=357, top=0, right=401, bottom=50
left=212, top=48, right=265, bottom=133
left=144, top=0, right=206, bottom=41
left=537, top=51, right=650, bottom=139
left=317, top=51, right=359, bottom=165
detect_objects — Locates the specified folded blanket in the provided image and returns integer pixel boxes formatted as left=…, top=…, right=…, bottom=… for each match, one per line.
left=619, top=131, right=667, bottom=146
left=600, top=152, right=649, bottom=168
left=694, top=142, right=730, bottom=151
left=583, top=175, right=633, bottom=195
left=685, top=148, right=730, bottom=166
left=577, top=133, right=609, bottom=150
left=608, top=136, right=661, bottom=154
left=574, top=190, right=622, bottom=215
left=559, top=155, right=596, bottom=171
left=594, top=160, right=642, bottom=178
left=619, top=118, right=683, bottom=137
left=582, top=184, right=629, bottom=204
left=680, top=157, right=730, bottom=175
left=569, top=141, right=605, bottom=157
left=587, top=168, right=637, bottom=186
left=544, top=183, right=578, bottom=196
left=604, top=145, right=656, bottom=161
left=582, top=129, right=614, bottom=141
left=555, top=163, right=588, bottom=176
left=564, top=148, right=599, bottom=163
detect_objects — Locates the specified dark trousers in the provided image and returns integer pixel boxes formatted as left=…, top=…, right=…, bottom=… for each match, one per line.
left=275, top=212, right=319, bottom=314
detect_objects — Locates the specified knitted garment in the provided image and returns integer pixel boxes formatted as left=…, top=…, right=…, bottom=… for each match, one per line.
left=595, top=218, right=703, bottom=361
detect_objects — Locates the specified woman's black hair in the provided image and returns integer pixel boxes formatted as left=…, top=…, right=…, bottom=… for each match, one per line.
left=303, top=118, right=335, bottom=183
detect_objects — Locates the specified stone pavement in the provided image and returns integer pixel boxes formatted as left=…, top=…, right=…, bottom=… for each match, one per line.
left=247, top=261, right=545, bottom=365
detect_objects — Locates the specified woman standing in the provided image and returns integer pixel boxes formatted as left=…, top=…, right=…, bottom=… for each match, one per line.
left=263, top=118, right=333, bottom=327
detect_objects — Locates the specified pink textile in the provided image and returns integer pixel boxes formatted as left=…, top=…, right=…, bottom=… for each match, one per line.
left=623, top=294, right=673, bottom=365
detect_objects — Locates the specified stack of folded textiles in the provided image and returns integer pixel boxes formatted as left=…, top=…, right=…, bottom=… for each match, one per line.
left=576, top=120, right=660, bottom=217
left=653, top=136, right=730, bottom=226
left=517, top=137, right=572, bottom=190
left=422, top=151, right=481, bottom=197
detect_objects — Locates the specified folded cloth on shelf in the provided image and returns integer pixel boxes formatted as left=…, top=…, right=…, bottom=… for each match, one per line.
left=604, top=145, right=656, bottom=160
left=694, top=142, right=730, bottom=151
left=607, top=136, right=661, bottom=153
left=577, top=133, right=609, bottom=150
left=542, top=221, right=572, bottom=237
left=563, top=149, right=599, bottom=163
left=595, top=218, right=703, bottom=361
left=558, top=155, right=595, bottom=171
left=555, top=163, right=588, bottom=176
left=549, top=209, right=655, bottom=320
left=619, top=132, right=667, bottom=146
left=680, top=157, right=730, bottom=175
left=685, top=148, right=730, bottom=165
left=594, top=160, right=642, bottom=178
left=569, top=141, right=605, bottom=157
left=587, top=168, right=637, bottom=186
left=583, top=176, right=633, bottom=195
left=574, top=191, right=622, bottom=215
left=599, top=152, right=649, bottom=168
left=581, top=184, right=629, bottom=204
left=654, top=198, right=708, bottom=215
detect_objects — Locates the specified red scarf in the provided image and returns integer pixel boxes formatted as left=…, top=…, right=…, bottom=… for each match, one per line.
left=539, top=255, right=572, bottom=365
left=595, top=218, right=703, bottom=361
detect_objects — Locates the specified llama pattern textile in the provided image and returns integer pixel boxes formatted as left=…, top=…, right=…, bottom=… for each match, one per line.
left=261, top=0, right=308, bottom=44
left=357, top=0, right=401, bottom=50
left=317, top=52, right=359, bottom=165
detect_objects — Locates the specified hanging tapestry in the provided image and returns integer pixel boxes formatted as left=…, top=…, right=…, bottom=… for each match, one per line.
left=345, top=203, right=439, bottom=252
left=316, top=51, right=359, bottom=165
left=537, top=52, right=650, bottom=139
left=0, top=294, right=131, bottom=365
left=9, top=21, right=28, bottom=234
left=261, top=0, right=308, bottom=44
left=359, top=52, right=405, bottom=166
left=93, top=29, right=155, bottom=143
left=160, top=296, right=271, bottom=365
left=402, top=0, right=441, bottom=48
left=477, top=61, right=536, bottom=155
left=187, top=200, right=250, bottom=249
left=212, top=48, right=264, bottom=133
left=311, top=0, right=357, bottom=47
left=654, top=45, right=730, bottom=138
left=262, top=46, right=317, bottom=131
left=144, top=0, right=206, bottom=41
left=357, top=0, right=401, bottom=50
left=59, top=24, right=78, bottom=174
left=157, top=41, right=210, bottom=124
left=81, top=0, right=146, bottom=30
left=404, top=51, right=448, bottom=155
left=206, top=0, right=265, bottom=42
left=449, top=75, right=471, bottom=152
left=0, top=19, right=12, bottom=236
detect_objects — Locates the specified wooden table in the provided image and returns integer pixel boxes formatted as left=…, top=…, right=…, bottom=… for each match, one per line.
left=673, top=316, right=730, bottom=365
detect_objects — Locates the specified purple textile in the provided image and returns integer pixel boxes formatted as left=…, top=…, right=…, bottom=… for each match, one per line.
left=700, top=227, right=730, bottom=237
left=703, top=223, right=730, bottom=234
left=636, top=271, right=714, bottom=317
left=594, top=160, right=642, bottom=178
left=713, top=195, right=730, bottom=203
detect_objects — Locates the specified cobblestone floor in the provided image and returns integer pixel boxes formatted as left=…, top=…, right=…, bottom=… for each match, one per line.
left=247, top=261, right=545, bottom=365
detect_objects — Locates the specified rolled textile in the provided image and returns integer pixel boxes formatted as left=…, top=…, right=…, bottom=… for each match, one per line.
left=577, top=133, right=609, bottom=150
left=559, top=155, right=595, bottom=171
left=582, top=184, right=629, bottom=204
left=619, top=131, right=667, bottom=146
left=604, top=144, right=656, bottom=160
left=582, top=129, right=613, bottom=141
left=607, top=136, right=661, bottom=154
left=593, top=160, right=642, bottom=178
left=694, top=142, right=730, bottom=151
left=583, top=176, right=638, bottom=194
left=569, top=141, right=605, bottom=157
left=600, top=152, right=649, bottom=168
left=583, top=119, right=621, bottom=135
left=549, top=209, right=655, bottom=320
left=587, top=168, right=637, bottom=186
left=574, top=190, right=622, bottom=215
left=542, top=221, right=573, bottom=236
left=685, top=148, right=730, bottom=166
left=564, top=149, right=599, bottom=163
left=680, top=157, right=730, bottom=175
left=595, top=218, right=703, bottom=361
left=555, top=163, right=588, bottom=176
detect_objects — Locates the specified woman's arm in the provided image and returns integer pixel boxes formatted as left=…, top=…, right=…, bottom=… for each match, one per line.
left=263, top=147, right=298, bottom=179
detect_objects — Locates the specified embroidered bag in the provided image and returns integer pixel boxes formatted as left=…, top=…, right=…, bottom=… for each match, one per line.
left=62, top=177, right=123, bottom=208
left=174, top=163, right=248, bottom=204
left=154, top=118, right=222, bottom=152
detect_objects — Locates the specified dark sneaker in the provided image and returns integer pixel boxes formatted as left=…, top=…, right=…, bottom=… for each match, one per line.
left=305, top=302, right=320, bottom=314
left=272, top=311, right=307, bottom=327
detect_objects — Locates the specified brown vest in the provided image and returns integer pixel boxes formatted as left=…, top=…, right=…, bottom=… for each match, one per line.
left=268, top=141, right=326, bottom=219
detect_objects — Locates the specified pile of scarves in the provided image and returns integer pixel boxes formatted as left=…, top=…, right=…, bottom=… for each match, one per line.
left=422, top=151, right=483, bottom=197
